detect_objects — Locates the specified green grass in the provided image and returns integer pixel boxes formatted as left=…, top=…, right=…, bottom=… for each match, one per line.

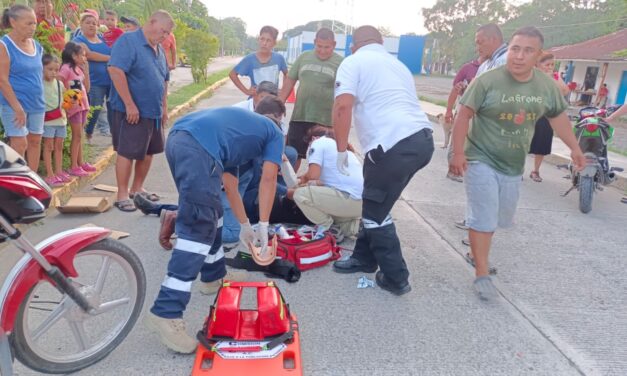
left=609, top=145, right=627, bottom=157
left=167, top=68, right=231, bottom=110
left=418, top=95, right=447, bottom=108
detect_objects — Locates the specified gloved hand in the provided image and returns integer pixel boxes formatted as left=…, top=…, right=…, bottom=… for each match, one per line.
left=337, top=151, right=349, bottom=176
left=255, top=221, right=269, bottom=255
left=239, top=220, right=255, bottom=246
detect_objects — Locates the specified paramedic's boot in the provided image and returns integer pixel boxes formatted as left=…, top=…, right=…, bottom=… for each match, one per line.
left=366, top=223, right=411, bottom=296
left=199, top=269, right=248, bottom=295
left=333, top=230, right=377, bottom=273
left=159, top=210, right=177, bottom=250
left=144, top=312, right=197, bottom=354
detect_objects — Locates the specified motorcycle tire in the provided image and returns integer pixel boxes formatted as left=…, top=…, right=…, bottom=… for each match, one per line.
left=10, top=238, right=146, bottom=374
left=579, top=176, right=594, bottom=214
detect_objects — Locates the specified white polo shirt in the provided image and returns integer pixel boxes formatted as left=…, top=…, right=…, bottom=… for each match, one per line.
left=476, top=43, right=508, bottom=77
left=334, top=43, right=432, bottom=153
left=233, top=99, right=255, bottom=112
left=232, top=99, right=288, bottom=135
left=307, top=136, right=363, bottom=200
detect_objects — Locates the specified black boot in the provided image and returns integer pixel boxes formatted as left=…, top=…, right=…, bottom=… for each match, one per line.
left=365, top=223, right=410, bottom=288
left=333, top=228, right=378, bottom=274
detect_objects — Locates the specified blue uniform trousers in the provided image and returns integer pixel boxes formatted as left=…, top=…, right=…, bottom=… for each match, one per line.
left=151, top=130, right=227, bottom=319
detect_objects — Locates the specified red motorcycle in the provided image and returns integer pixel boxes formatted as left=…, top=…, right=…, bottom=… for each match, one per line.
left=0, top=142, right=146, bottom=374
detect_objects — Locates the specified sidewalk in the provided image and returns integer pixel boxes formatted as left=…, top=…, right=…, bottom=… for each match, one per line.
left=420, top=100, right=627, bottom=191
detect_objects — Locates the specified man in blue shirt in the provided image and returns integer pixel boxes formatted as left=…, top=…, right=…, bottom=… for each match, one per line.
left=145, top=96, right=285, bottom=354
left=107, top=10, right=173, bottom=212
left=229, top=25, right=287, bottom=97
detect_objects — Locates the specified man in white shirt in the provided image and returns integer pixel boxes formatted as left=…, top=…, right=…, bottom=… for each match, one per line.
left=331, top=25, right=434, bottom=296
left=475, top=23, right=508, bottom=77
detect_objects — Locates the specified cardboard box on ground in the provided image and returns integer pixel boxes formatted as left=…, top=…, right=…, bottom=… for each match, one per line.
left=54, top=184, right=118, bottom=214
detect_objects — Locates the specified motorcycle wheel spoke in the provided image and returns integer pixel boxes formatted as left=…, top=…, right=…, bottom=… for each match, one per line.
left=94, top=255, right=112, bottom=294
left=31, top=299, right=69, bottom=341
left=68, top=321, right=89, bottom=351
left=95, top=297, right=130, bottom=315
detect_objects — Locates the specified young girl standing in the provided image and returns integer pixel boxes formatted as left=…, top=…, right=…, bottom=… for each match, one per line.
left=58, top=41, right=95, bottom=176
left=41, top=54, right=69, bottom=187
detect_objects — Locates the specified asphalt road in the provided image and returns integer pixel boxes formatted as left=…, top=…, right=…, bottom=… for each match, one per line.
left=8, top=81, right=627, bottom=376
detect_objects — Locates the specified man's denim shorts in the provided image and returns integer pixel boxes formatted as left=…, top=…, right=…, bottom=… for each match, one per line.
left=465, top=161, right=521, bottom=232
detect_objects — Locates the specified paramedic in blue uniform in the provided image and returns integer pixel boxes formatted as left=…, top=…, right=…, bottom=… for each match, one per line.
left=145, top=96, right=285, bottom=353
left=332, top=26, right=434, bottom=296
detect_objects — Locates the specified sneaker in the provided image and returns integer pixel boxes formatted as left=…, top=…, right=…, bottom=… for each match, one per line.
left=81, top=162, right=97, bottom=172
left=473, top=276, right=498, bottom=301
left=144, top=312, right=197, bottom=354
left=44, top=175, right=64, bottom=187
left=57, top=172, right=72, bottom=182
left=68, top=166, right=89, bottom=177
left=454, top=220, right=469, bottom=230
left=99, top=130, right=112, bottom=137
left=159, top=210, right=177, bottom=250
left=446, top=172, right=463, bottom=183
left=199, top=269, right=248, bottom=295
left=329, top=225, right=345, bottom=243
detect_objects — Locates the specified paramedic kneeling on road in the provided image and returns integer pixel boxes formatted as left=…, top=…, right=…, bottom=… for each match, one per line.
left=294, top=125, right=363, bottom=239
left=331, top=25, right=434, bottom=296
left=145, top=96, right=285, bottom=354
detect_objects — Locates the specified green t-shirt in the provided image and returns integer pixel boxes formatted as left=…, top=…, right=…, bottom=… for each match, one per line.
left=44, top=79, right=67, bottom=126
left=460, top=66, right=567, bottom=176
left=288, top=51, right=343, bottom=126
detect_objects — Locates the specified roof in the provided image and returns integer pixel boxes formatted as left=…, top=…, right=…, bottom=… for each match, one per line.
left=549, top=28, right=627, bottom=61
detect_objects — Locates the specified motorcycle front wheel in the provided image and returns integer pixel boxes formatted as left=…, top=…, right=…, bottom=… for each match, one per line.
left=579, top=176, right=594, bottom=214
left=10, top=238, right=146, bottom=374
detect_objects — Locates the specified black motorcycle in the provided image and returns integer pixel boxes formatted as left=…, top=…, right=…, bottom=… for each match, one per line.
left=561, top=106, right=623, bottom=213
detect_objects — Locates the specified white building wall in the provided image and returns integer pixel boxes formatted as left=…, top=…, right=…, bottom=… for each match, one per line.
left=604, top=62, right=627, bottom=104
left=563, top=61, right=627, bottom=105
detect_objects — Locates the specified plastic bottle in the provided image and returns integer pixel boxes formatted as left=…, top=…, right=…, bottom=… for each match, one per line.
left=274, top=225, right=292, bottom=239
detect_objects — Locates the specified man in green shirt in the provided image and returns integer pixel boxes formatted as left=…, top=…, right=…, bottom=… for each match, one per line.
left=449, top=26, right=586, bottom=300
left=279, top=27, right=343, bottom=170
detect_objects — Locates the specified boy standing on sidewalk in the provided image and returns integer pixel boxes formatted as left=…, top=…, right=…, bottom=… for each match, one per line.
left=449, top=26, right=586, bottom=300
left=229, top=25, right=287, bottom=96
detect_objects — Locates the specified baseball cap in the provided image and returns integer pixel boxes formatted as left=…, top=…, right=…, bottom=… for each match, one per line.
left=120, top=16, right=140, bottom=27
left=83, top=8, right=99, bottom=20
left=256, top=81, right=278, bottom=96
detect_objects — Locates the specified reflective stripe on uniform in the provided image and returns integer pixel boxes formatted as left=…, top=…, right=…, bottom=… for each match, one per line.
left=174, top=238, right=211, bottom=255
left=363, top=214, right=393, bottom=229
left=204, top=247, right=225, bottom=264
left=161, top=276, right=193, bottom=292
left=217, top=217, right=223, bottom=228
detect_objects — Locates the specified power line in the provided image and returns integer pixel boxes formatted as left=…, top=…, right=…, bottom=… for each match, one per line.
left=502, top=17, right=627, bottom=31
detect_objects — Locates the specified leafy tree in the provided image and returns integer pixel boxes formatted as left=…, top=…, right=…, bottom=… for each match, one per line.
left=183, top=29, right=218, bottom=83
left=283, top=19, right=353, bottom=39
left=422, top=0, right=627, bottom=71
left=377, top=26, right=395, bottom=37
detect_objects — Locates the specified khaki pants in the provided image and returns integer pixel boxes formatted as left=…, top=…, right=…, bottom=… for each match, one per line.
left=293, top=185, right=362, bottom=236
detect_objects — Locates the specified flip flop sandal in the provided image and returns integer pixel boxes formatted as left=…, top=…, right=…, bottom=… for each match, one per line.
left=114, top=199, right=137, bottom=212
left=529, top=171, right=542, bottom=182
left=465, top=252, right=497, bottom=275
left=247, top=236, right=278, bottom=266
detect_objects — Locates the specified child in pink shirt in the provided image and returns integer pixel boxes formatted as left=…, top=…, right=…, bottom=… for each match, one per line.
left=59, top=42, right=95, bottom=176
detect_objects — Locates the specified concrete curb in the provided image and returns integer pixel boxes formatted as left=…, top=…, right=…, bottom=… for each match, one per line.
left=424, top=112, right=627, bottom=192
left=49, top=76, right=231, bottom=205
